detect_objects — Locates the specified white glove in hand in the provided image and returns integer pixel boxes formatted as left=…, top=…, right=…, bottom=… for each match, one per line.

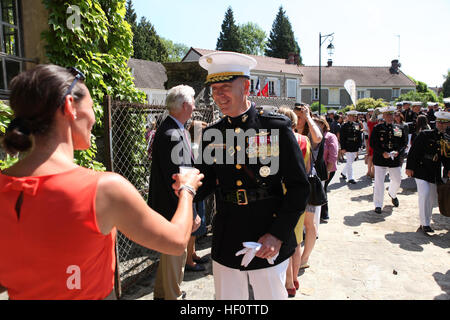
left=235, top=242, right=279, bottom=267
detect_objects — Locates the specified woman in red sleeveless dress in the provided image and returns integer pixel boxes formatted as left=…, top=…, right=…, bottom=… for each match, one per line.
left=0, top=65, right=203, bottom=300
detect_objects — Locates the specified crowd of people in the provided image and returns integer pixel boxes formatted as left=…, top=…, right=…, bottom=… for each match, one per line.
left=0, top=53, right=449, bottom=300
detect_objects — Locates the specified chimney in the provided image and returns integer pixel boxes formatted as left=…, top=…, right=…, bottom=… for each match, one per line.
left=286, top=52, right=295, bottom=65
left=294, top=54, right=300, bottom=65
left=390, top=59, right=401, bottom=74
left=327, top=59, right=333, bottom=67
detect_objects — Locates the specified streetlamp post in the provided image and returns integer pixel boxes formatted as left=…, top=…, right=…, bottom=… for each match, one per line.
left=319, top=32, right=335, bottom=116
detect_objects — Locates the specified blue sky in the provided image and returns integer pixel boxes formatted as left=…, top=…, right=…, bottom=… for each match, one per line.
left=133, top=0, right=450, bottom=88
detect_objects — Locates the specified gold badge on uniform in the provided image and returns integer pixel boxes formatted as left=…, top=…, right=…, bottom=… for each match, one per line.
left=242, top=114, right=248, bottom=123
left=259, top=166, right=271, bottom=177
left=206, top=57, right=213, bottom=64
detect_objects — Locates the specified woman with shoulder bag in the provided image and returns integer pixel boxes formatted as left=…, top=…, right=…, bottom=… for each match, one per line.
left=293, top=104, right=324, bottom=271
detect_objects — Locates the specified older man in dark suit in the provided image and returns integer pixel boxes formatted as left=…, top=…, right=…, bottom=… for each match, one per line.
left=148, top=85, right=199, bottom=300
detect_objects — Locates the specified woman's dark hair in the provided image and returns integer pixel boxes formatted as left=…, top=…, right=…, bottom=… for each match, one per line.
left=2, top=64, right=86, bottom=154
left=415, top=114, right=429, bottom=133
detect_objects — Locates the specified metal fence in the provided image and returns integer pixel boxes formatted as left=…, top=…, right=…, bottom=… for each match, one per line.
left=104, top=89, right=298, bottom=297
left=104, top=89, right=221, bottom=297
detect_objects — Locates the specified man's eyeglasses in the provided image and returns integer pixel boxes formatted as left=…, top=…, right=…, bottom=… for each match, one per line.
left=61, top=67, right=86, bottom=110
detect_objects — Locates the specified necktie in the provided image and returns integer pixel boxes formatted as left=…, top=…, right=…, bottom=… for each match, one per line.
left=182, top=129, right=195, bottom=163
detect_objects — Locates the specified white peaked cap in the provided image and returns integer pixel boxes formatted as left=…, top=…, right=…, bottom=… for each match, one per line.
left=380, top=106, right=397, bottom=113
left=199, top=51, right=257, bottom=84
left=435, top=111, right=450, bottom=122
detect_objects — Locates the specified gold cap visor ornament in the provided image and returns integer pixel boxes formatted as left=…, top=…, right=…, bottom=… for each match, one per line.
left=199, top=51, right=257, bottom=85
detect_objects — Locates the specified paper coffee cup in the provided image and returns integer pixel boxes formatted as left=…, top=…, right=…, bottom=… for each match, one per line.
left=179, top=166, right=196, bottom=174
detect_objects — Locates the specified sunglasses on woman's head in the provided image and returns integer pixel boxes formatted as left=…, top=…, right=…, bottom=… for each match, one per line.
left=60, top=67, right=86, bottom=111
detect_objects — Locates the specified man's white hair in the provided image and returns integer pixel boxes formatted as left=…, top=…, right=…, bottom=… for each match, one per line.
left=166, top=85, right=195, bottom=112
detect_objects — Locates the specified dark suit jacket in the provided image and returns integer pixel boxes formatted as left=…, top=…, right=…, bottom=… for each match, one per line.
left=148, top=116, right=193, bottom=221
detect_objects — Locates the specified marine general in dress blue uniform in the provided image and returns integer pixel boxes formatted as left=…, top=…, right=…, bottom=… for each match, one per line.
left=194, top=51, right=310, bottom=300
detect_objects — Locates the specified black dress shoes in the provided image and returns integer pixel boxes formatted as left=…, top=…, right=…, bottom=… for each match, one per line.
left=418, top=225, right=434, bottom=233
left=390, top=195, right=399, bottom=207
left=375, top=207, right=382, bottom=214
left=348, top=179, right=356, bottom=184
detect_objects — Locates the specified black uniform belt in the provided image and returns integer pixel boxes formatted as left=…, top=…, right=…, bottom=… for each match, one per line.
left=217, top=188, right=275, bottom=206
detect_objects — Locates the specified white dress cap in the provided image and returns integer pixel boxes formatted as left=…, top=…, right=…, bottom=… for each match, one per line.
left=199, top=51, right=257, bottom=84
left=435, top=111, right=450, bottom=122
left=380, top=106, right=397, bottom=113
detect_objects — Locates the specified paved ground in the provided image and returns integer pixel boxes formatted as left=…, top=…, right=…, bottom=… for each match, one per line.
left=1, top=154, right=449, bottom=300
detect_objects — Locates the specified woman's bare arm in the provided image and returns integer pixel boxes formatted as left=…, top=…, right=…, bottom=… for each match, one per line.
left=95, top=171, right=203, bottom=256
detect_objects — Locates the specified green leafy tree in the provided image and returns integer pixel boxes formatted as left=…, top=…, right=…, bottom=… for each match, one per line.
left=397, top=77, right=438, bottom=104
left=265, top=6, right=302, bottom=64
left=216, top=6, right=244, bottom=53
left=42, top=0, right=146, bottom=171
left=442, top=70, right=450, bottom=98
left=238, top=22, right=266, bottom=56
left=161, top=38, right=189, bottom=62
left=133, top=17, right=168, bottom=62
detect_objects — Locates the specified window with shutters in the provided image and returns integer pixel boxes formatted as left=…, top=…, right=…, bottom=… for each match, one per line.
left=312, top=88, right=319, bottom=100
left=250, top=76, right=258, bottom=95
left=287, top=79, right=297, bottom=98
left=392, top=88, right=400, bottom=98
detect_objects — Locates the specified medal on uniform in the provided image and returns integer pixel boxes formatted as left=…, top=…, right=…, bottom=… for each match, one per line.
left=271, top=135, right=280, bottom=157
left=247, top=136, right=258, bottom=158
left=259, top=135, right=268, bottom=158
left=259, top=166, right=271, bottom=178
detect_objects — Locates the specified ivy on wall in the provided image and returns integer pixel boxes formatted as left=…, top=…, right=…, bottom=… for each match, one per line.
left=41, top=0, right=146, bottom=170
left=0, top=101, right=18, bottom=170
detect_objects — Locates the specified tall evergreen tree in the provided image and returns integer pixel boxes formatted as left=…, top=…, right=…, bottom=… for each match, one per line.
left=133, top=17, right=168, bottom=62
left=125, top=1, right=167, bottom=62
left=216, top=6, right=244, bottom=53
left=442, top=70, right=450, bottom=98
left=265, top=6, right=302, bottom=64
left=125, top=0, right=137, bottom=30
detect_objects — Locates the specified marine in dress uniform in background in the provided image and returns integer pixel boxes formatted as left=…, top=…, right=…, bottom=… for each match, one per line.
left=406, top=111, right=450, bottom=233
left=402, top=101, right=414, bottom=151
left=370, top=106, right=408, bottom=214
left=426, top=102, right=437, bottom=129
left=195, top=51, right=310, bottom=300
left=339, top=110, right=362, bottom=184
